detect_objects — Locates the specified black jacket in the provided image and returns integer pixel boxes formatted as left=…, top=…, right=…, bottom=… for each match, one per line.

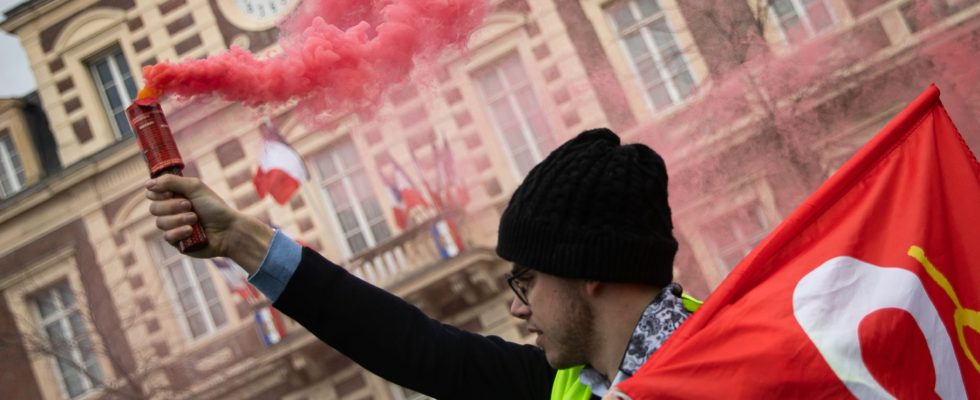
left=274, top=247, right=567, bottom=399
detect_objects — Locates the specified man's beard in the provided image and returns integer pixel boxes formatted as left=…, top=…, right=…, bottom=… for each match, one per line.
left=544, top=286, right=595, bottom=369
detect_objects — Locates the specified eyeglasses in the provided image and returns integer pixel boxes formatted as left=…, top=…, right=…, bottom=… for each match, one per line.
left=506, top=266, right=533, bottom=306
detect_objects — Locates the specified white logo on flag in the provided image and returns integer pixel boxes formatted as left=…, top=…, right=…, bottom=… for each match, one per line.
left=792, top=256, right=966, bottom=399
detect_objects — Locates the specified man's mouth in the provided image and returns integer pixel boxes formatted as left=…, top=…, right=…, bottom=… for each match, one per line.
left=527, top=325, right=543, bottom=345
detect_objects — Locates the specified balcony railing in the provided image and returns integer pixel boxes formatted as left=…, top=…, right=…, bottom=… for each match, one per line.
left=345, top=213, right=467, bottom=290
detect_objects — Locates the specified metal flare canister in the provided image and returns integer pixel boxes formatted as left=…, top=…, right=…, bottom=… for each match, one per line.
left=126, top=98, right=209, bottom=253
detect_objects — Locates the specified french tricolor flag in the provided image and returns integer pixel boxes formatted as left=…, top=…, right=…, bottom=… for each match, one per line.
left=255, top=305, right=287, bottom=347
left=381, top=155, right=429, bottom=230
left=253, top=117, right=308, bottom=205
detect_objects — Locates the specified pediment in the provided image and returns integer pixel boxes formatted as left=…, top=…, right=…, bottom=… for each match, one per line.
left=468, top=12, right=526, bottom=50
left=55, top=9, right=124, bottom=52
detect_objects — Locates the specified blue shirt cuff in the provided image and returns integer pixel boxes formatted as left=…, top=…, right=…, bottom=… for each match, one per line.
left=248, top=229, right=301, bottom=303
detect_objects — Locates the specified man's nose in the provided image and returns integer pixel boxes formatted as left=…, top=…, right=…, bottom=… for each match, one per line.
left=509, top=296, right=530, bottom=319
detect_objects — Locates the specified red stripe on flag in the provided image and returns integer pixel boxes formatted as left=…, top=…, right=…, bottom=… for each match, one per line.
left=253, top=167, right=301, bottom=205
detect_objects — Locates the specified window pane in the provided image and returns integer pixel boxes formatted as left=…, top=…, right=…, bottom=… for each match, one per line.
left=624, top=33, right=649, bottom=59
left=637, top=0, right=661, bottom=17
left=665, top=51, right=689, bottom=74
left=638, top=60, right=662, bottom=87
left=527, top=112, right=549, bottom=134
left=116, top=112, right=134, bottom=138
left=95, top=61, right=113, bottom=85
left=336, top=145, right=359, bottom=171
left=46, top=324, right=68, bottom=348
left=104, top=86, right=122, bottom=110
left=783, top=15, right=808, bottom=44
left=673, top=71, right=696, bottom=99
left=490, top=99, right=518, bottom=129
left=361, top=196, right=383, bottom=220
left=328, top=182, right=351, bottom=210
left=515, top=88, right=544, bottom=119
left=85, top=356, right=103, bottom=383
left=0, top=134, right=25, bottom=196
left=187, top=311, right=207, bottom=337
left=123, top=76, right=138, bottom=101
left=501, top=57, right=528, bottom=86
left=806, top=0, right=833, bottom=32
left=477, top=70, right=504, bottom=99
left=0, top=171, right=11, bottom=196
left=648, top=83, right=672, bottom=109
left=350, top=171, right=373, bottom=199
left=61, top=359, right=86, bottom=397
left=199, top=278, right=219, bottom=302
left=514, top=150, right=537, bottom=176
left=347, top=233, right=367, bottom=254
left=772, top=0, right=795, bottom=17
left=114, top=52, right=130, bottom=76
left=337, top=209, right=359, bottom=232
left=313, top=154, right=338, bottom=179
left=192, top=259, right=210, bottom=277
left=178, top=288, right=198, bottom=312
left=169, top=263, right=191, bottom=288
left=68, top=312, right=86, bottom=340
left=649, top=19, right=676, bottom=50
left=611, top=4, right=636, bottom=30
left=371, top=220, right=392, bottom=243
left=209, top=303, right=227, bottom=327
left=36, top=291, right=58, bottom=319
left=77, top=335, right=95, bottom=361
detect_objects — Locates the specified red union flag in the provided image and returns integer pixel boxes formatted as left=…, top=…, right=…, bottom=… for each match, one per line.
left=617, top=85, right=980, bottom=399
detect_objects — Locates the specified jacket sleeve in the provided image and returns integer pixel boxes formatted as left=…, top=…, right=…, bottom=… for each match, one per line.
left=273, top=247, right=557, bottom=399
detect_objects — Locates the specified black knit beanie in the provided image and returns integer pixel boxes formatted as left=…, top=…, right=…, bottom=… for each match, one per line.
left=496, top=128, right=677, bottom=287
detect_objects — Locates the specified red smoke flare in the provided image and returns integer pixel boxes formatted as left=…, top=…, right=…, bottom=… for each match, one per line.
left=142, top=0, right=488, bottom=115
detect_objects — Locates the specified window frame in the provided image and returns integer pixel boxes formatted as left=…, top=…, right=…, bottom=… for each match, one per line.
left=766, top=0, right=839, bottom=45
left=605, top=0, right=699, bottom=112
left=699, top=202, right=772, bottom=272
left=311, top=138, right=392, bottom=257
left=87, top=46, right=138, bottom=140
left=150, top=239, right=229, bottom=341
left=0, top=132, right=26, bottom=198
left=29, top=281, right=103, bottom=399
left=472, top=51, right=555, bottom=180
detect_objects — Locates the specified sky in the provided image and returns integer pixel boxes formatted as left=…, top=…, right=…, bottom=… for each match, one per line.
left=0, top=0, right=38, bottom=98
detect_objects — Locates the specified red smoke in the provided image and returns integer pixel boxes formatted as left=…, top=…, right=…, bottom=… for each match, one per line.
left=142, top=0, right=488, bottom=115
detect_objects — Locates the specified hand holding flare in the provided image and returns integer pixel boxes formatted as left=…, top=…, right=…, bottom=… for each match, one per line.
left=128, top=86, right=209, bottom=253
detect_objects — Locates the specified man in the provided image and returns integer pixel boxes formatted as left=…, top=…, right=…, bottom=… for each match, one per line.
left=146, top=128, right=696, bottom=399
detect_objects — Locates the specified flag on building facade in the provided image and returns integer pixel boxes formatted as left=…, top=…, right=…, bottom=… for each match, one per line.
left=420, top=133, right=467, bottom=257
left=617, top=85, right=980, bottom=399
left=253, top=117, right=308, bottom=205
left=254, top=305, right=287, bottom=346
left=430, top=218, right=464, bottom=259
left=434, top=133, right=470, bottom=211
left=212, top=258, right=260, bottom=302
left=381, top=153, right=429, bottom=230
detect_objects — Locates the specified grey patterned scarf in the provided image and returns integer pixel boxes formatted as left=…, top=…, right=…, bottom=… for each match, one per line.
left=579, top=282, right=691, bottom=397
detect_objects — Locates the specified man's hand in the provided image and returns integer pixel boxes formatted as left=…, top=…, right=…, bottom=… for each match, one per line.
left=145, top=175, right=273, bottom=274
